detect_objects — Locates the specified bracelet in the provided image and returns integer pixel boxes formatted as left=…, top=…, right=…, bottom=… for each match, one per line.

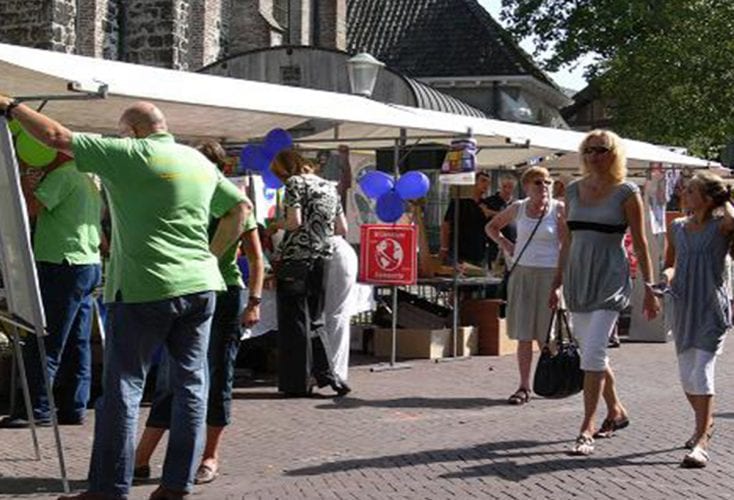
left=247, top=296, right=262, bottom=306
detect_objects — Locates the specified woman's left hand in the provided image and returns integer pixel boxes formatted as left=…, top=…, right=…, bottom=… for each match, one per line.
left=642, top=287, right=661, bottom=320
left=242, top=303, right=260, bottom=327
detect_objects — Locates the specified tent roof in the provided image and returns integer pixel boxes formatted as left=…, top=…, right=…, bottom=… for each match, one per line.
left=0, top=43, right=718, bottom=171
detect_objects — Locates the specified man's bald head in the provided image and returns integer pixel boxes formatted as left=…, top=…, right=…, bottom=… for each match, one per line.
left=118, top=101, right=168, bottom=138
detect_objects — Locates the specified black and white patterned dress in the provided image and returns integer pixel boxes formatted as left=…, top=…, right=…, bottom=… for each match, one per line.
left=279, top=174, right=342, bottom=261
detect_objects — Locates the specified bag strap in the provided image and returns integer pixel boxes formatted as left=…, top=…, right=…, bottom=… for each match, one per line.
left=506, top=202, right=548, bottom=278
left=543, top=307, right=575, bottom=346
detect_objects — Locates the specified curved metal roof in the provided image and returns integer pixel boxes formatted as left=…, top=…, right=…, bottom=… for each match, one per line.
left=403, top=77, right=486, bottom=118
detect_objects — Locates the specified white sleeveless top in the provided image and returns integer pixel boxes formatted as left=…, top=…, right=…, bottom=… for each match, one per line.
left=512, top=198, right=561, bottom=268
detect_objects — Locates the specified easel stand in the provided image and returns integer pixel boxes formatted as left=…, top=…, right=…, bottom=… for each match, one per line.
left=371, top=133, right=413, bottom=372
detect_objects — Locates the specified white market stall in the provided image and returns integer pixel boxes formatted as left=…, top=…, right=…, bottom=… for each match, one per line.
left=0, top=42, right=722, bottom=491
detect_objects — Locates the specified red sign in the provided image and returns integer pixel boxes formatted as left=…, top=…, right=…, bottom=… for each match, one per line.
left=359, top=224, right=417, bottom=285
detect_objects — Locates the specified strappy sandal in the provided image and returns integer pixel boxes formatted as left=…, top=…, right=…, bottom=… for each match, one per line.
left=681, top=446, right=709, bottom=468
left=194, top=463, right=219, bottom=484
left=685, top=424, right=714, bottom=450
left=507, top=388, right=531, bottom=405
left=570, top=434, right=594, bottom=456
left=593, top=416, right=630, bottom=439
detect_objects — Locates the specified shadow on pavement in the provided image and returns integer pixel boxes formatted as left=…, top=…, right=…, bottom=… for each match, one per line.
left=715, top=411, right=734, bottom=420
left=0, top=476, right=86, bottom=495
left=439, top=446, right=682, bottom=481
left=314, top=396, right=508, bottom=410
left=285, top=439, right=568, bottom=476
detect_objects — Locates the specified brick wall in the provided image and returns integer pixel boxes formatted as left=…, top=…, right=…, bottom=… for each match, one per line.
left=316, top=0, right=346, bottom=51
left=229, top=0, right=272, bottom=55
left=0, top=0, right=66, bottom=51
left=76, top=0, right=119, bottom=59
left=188, top=0, right=226, bottom=70
left=124, top=0, right=190, bottom=69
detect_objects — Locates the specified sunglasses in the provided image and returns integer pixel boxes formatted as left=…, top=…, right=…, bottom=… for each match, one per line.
left=533, top=179, right=553, bottom=187
left=583, top=146, right=612, bottom=155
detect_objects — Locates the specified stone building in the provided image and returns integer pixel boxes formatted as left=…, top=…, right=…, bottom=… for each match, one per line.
left=0, top=0, right=344, bottom=71
left=0, top=0, right=568, bottom=124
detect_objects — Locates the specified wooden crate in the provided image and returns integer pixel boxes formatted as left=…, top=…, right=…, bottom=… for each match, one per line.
left=460, top=299, right=518, bottom=356
left=373, top=326, right=476, bottom=359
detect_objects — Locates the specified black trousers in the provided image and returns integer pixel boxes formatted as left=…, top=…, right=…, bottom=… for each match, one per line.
left=276, top=258, right=332, bottom=395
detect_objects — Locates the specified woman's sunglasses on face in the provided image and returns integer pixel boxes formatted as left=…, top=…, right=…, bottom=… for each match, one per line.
left=583, top=145, right=612, bottom=155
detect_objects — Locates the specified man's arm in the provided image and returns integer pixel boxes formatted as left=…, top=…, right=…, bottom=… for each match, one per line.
left=210, top=200, right=251, bottom=259
left=0, top=95, right=73, bottom=154
left=241, top=227, right=265, bottom=327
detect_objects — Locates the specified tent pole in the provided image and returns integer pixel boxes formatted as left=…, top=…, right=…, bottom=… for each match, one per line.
left=9, top=324, right=41, bottom=460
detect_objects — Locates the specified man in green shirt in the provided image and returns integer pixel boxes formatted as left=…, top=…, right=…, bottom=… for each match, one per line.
left=0, top=148, right=102, bottom=429
left=0, top=96, right=251, bottom=500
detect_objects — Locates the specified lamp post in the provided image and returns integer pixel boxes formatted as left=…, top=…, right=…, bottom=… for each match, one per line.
left=347, top=53, right=384, bottom=98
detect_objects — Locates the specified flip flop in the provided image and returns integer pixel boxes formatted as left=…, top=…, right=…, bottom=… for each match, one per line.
left=194, top=463, right=219, bottom=485
left=593, top=416, right=630, bottom=438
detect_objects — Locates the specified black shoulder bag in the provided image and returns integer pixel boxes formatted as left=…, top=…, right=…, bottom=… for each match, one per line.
left=497, top=204, right=546, bottom=319
left=532, top=308, right=584, bottom=398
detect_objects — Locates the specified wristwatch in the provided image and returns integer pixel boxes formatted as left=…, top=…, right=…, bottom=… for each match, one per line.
left=247, top=295, right=262, bottom=306
left=4, top=99, right=18, bottom=118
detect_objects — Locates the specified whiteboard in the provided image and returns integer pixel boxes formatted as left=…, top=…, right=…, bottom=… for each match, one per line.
left=0, top=116, right=46, bottom=332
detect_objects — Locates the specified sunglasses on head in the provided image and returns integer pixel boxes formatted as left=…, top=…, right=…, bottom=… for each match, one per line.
left=533, top=179, right=553, bottom=186
left=583, top=146, right=612, bottom=155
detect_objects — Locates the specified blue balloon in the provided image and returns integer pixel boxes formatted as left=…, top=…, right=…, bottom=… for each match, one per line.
left=358, top=171, right=394, bottom=199
left=255, top=147, right=274, bottom=172
left=263, top=128, right=293, bottom=155
left=262, top=168, right=283, bottom=189
left=239, top=145, right=259, bottom=172
left=375, top=191, right=405, bottom=223
left=395, top=171, right=430, bottom=200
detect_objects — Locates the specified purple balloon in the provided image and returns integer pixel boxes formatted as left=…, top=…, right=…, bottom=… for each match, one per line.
left=263, top=128, right=293, bottom=155
left=395, top=171, right=430, bottom=200
left=375, top=190, right=405, bottom=223
left=239, top=145, right=259, bottom=172
left=358, top=171, right=394, bottom=199
left=262, top=169, right=283, bottom=189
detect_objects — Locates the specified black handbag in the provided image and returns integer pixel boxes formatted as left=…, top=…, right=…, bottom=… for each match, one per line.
left=532, top=308, right=584, bottom=399
left=497, top=205, right=546, bottom=319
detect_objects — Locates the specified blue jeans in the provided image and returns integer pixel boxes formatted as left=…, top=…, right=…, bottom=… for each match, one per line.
left=147, top=286, right=245, bottom=428
left=20, top=262, right=101, bottom=422
left=87, top=291, right=215, bottom=496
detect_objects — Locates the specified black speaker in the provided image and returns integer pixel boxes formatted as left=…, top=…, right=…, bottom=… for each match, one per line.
left=375, top=144, right=448, bottom=173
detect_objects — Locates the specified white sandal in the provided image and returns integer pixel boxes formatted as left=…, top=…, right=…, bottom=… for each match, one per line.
left=570, top=434, right=594, bottom=456
left=681, top=446, right=709, bottom=468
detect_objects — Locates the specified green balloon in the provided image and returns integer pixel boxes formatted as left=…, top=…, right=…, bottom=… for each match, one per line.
left=8, top=119, right=22, bottom=137
left=16, top=131, right=56, bottom=168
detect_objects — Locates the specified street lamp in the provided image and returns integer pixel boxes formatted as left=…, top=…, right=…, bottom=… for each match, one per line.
left=347, top=53, right=384, bottom=98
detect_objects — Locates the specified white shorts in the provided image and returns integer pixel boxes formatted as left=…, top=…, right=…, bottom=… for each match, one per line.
left=677, top=348, right=717, bottom=395
left=571, top=310, right=619, bottom=371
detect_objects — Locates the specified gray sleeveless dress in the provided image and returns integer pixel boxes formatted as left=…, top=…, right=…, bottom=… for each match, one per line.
left=564, top=180, right=638, bottom=312
left=670, top=217, right=731, bottom=354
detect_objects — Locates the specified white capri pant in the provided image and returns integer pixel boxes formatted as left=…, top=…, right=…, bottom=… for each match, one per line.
left=571, top=310, right=619, bottom=371
left=677, top=348, right=717, bottom=395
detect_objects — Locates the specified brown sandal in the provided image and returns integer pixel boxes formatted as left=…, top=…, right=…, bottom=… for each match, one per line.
left=507, top=388, right=530, bottom=405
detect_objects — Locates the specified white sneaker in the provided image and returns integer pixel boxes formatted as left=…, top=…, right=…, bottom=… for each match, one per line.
left=681, top=446, right=709, bottom=468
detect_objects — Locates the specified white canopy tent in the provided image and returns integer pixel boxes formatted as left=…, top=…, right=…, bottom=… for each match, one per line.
left=0, top=42, right=720, bottom=172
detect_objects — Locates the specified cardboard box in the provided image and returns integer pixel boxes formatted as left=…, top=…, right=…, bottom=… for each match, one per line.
left=373, top=326, right=476, bottom=359
left=460, top=299, right=517, bottom=356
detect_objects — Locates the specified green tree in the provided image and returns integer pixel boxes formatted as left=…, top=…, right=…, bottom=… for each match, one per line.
left=500, top=0, right=734, bottom=156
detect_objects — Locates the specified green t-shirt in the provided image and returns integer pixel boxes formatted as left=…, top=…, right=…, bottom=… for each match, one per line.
left=33, top=162, right=102, bottom=265
left=217, top=212, right=257, bottom=288
left=71, top=132, right=245, bottom=303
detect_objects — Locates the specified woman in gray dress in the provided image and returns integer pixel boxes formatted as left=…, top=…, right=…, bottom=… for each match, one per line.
left=549, top=130, right=660, bottom=456
left=661, top=172, right=734, bottom=468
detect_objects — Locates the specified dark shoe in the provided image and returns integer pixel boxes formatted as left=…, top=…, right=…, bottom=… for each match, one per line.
left=57, top=415, right=86, bottom=426
left=593, top=416, right=630, bottom=438
left=58, top=492, right=124, bottom=500
left=148, top=485, right=189, bottom=500
left=314, top=373, right=351, bottom=397
left=507, top=388, right=531, bottom=405
left=133, top=464, right=151, bottom=480
left=194, top=463, right=219, bottom=485
left=330, top=379, right=351, bottom=397
left=0, top=416, right=51, bottom=429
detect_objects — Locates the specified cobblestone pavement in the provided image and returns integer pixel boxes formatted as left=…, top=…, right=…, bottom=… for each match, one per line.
left=2, top=340, right=734, bottom=499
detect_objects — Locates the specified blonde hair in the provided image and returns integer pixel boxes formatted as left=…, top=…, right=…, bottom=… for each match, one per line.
left=520, top=166, right=550, bottom=186
left=270, top=149, right=314, bottom=180
left=579, top=129, right=627, bottom=182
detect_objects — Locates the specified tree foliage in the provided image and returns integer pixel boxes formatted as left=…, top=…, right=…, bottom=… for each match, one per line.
left=500, top=0, right=734, bottom=156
